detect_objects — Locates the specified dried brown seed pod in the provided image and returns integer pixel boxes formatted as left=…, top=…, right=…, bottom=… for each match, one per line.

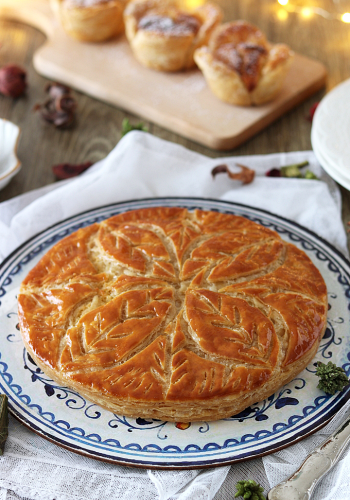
left=45, top=82, right=71, bottom=99
left=0, top=64, right=27, bottom=98
left=34, top=82, right=77, bottom=129
left=52, top=162, right=93, bottom=180
left=211, top=163, right=255, bottom=185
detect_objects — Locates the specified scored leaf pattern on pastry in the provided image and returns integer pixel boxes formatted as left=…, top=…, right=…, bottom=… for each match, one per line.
left=18, top=208, right=327, bottom=410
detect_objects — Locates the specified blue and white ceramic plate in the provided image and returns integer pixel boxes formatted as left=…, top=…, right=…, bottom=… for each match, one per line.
left=1, top=198, right=350, bottom=469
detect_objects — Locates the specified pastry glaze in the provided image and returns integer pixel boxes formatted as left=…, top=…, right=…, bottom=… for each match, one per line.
left=194, top=21, right=294, bottom=105
left=18, top=208, right=327, bottom=421
left=50, top=0, right=129, bottom=42
left=124, top=0, right=223, bottom=71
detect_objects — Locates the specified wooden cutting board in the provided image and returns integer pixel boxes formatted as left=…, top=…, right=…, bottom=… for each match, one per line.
left=0, top=0, right=327, bottom=150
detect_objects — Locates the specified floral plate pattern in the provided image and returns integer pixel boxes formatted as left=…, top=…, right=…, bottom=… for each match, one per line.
left=1, top=197, right=350, bottom=469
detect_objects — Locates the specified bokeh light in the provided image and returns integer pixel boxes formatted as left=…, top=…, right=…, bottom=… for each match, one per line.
left=276, top=8, right=289, bottom=21
left=181, top=0, right=205, bottom=9
left=300, top=7, right=313, bottom=18
left=341, top=12, right=350, bottom=23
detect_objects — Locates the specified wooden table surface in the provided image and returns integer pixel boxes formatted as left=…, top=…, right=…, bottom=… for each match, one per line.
left=1, top=0, right=350, bottom=248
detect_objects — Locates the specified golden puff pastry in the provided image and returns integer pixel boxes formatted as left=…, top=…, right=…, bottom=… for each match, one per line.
left=194, top=20, right=294, bottom=106
left=50, top=0, right=129, bottom=42
left=124, top=0, right=223, bottom=71
left=18, top=208, right=327, bottom=422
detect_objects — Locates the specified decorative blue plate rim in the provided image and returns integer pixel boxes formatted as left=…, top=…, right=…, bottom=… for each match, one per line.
left=1, top=196, right=350, bottom=470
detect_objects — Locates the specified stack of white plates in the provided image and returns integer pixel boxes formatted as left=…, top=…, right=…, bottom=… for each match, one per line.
left=311, top=78, right=350, bottom=190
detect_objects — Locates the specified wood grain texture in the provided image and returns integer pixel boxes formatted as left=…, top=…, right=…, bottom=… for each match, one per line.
left=0, top=0, right=349, bottom=249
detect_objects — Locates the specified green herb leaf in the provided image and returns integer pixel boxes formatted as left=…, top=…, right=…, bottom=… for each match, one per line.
left=281, top=165, right=303, bottom=178
left=304, top=170, right=319, bottom=180
left=316, top=361, right=349, bottom=395
left=234, top=480, right=266, bottom=500
left=121, top=118, right=148, bottom=137
left=0, top=394, right=9, bottom=455
left=280, top=161, right=309, bottom=178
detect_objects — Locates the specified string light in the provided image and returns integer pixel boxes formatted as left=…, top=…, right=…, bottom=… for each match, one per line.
left=276, top=8, right=289, bottom=20
left=275, top=0, right=350, bottom=22
left=300, top=6, right=313, bottom=18
left=182, top=0, right=205, bottom=9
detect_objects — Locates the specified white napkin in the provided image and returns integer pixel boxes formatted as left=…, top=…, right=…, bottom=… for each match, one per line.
left=0, top=131, right=348, bottom=500
left=0, top=131, right=346, bottom=260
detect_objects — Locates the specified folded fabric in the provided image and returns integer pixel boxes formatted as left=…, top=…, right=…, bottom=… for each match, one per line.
left=0, top=131, right=346, bottom=262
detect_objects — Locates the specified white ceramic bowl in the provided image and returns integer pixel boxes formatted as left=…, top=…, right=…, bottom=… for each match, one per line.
left=0, top=119, right=21, bottom=190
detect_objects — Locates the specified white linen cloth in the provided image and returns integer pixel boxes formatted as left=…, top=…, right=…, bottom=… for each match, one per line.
left=0, top=131, right=349, bottom=500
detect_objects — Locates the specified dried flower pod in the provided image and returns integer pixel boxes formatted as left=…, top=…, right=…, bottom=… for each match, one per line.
left=53, top=112, right=76, bottom=129
left=55, top=95, right=77, bottom=113
left=266, top=168, right=282, bottom=177
left=45, top=82, right=70, bottom=99
left=52, top=161, right=93, bottom=180
left=35, top=82, right=77, bottom=129
left=211, top=163, right=255, bottom=185
left=0, top=64, right=27, bottom=98
left=307, top=102, right=319, bottom=122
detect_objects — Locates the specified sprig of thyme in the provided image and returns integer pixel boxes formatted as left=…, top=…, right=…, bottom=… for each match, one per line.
left=235, top=479, right=266, bottom=500
left=316, top=361, right=349, bottom=395
left=121, top=118, right=148, bottom=137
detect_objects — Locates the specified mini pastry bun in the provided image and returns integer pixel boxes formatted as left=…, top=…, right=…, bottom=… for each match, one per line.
left=194, top=20, right=294, bottom=106
left=50, top=0, right=129, bottom=42
left=124, top=0, right=223, bottom=71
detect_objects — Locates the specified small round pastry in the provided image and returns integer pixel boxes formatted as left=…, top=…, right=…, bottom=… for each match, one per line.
left=18, top=207, right=327, bottom=422
left=50, top=0, right=129, bottom=42
left=194, top=21, right=294, bottom=106
left=123, top=0, right=223, bottom=71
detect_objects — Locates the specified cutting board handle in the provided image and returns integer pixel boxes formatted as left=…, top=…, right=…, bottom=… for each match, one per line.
left=0, top=0, right=53, bottom=38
